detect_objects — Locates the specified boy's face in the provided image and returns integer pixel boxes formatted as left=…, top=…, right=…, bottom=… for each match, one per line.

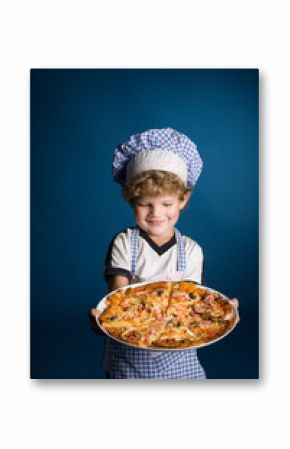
left=133, top=193, right=190, bottom=241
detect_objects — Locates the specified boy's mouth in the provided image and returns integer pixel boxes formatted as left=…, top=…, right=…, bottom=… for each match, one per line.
left=146, top=220, right=166, bottom=226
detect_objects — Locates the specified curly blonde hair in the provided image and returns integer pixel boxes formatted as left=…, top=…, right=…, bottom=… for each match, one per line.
left=122, top=170, right=192, bottom=204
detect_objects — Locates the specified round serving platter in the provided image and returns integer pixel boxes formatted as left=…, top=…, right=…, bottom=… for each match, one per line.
left=95, top=280, right=239, bottom=351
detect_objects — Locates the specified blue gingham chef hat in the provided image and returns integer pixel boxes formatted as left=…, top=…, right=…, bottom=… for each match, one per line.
left=112, top=128, right=203, bottom=189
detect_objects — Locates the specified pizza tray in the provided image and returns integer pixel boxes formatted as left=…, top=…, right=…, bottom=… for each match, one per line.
left=95, top=280, right=239, bottom=351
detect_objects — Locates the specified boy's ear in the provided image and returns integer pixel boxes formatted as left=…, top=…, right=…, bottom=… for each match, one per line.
left=180, top=191, right=192, bottom=210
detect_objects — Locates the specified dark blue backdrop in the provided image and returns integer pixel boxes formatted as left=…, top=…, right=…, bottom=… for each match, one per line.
left=30, top=69, right=258, bottom=379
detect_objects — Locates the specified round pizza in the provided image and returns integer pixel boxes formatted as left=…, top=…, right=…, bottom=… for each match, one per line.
left=97, top=281, right=239, bottom=350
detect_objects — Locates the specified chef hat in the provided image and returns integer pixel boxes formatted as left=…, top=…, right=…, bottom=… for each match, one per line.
left=112, top=128, right=203, bottom=189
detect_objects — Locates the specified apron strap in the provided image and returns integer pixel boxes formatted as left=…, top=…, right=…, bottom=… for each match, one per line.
left=130, top=227, right=187, bottom=276
left=130, top=227, right=140, bottom=277
left=175, top=228, right=187, bottom=272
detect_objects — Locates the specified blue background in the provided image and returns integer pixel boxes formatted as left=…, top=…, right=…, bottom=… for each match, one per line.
left=31, top=69, right=258, bottom=379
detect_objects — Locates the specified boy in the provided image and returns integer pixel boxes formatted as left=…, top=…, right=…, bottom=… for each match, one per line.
left=92, top=128, right=215, bottom=378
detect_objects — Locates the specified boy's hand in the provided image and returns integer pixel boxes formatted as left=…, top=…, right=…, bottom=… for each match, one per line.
left=229, top=298, right=239, bottom=308
left=229, top=298, right=240, bottom=323
left=90, top=308, right=101, bottom=319
left=88, top=308, right=104, bottom=335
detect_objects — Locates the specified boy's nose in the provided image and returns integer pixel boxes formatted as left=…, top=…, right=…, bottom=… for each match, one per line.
left=150, top=206, right=162, bottom=217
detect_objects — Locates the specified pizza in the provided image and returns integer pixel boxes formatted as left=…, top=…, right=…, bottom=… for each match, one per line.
left=98, top=281, right=238, bottom=349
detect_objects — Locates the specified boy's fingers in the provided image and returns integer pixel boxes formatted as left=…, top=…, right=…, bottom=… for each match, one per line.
left=90, top=308, right=101, bottom=318
left=229, top=298, right=239, bottom=308
left=88, top=308, right=104, bottom=335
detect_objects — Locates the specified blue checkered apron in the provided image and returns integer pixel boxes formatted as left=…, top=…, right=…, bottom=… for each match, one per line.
left=104, top=227, right=206, bottom=379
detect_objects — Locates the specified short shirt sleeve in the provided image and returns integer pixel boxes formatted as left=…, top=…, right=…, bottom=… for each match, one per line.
left=104, top=230, right=131, bottom=280
left=183, top=237, right=204, bottom=284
